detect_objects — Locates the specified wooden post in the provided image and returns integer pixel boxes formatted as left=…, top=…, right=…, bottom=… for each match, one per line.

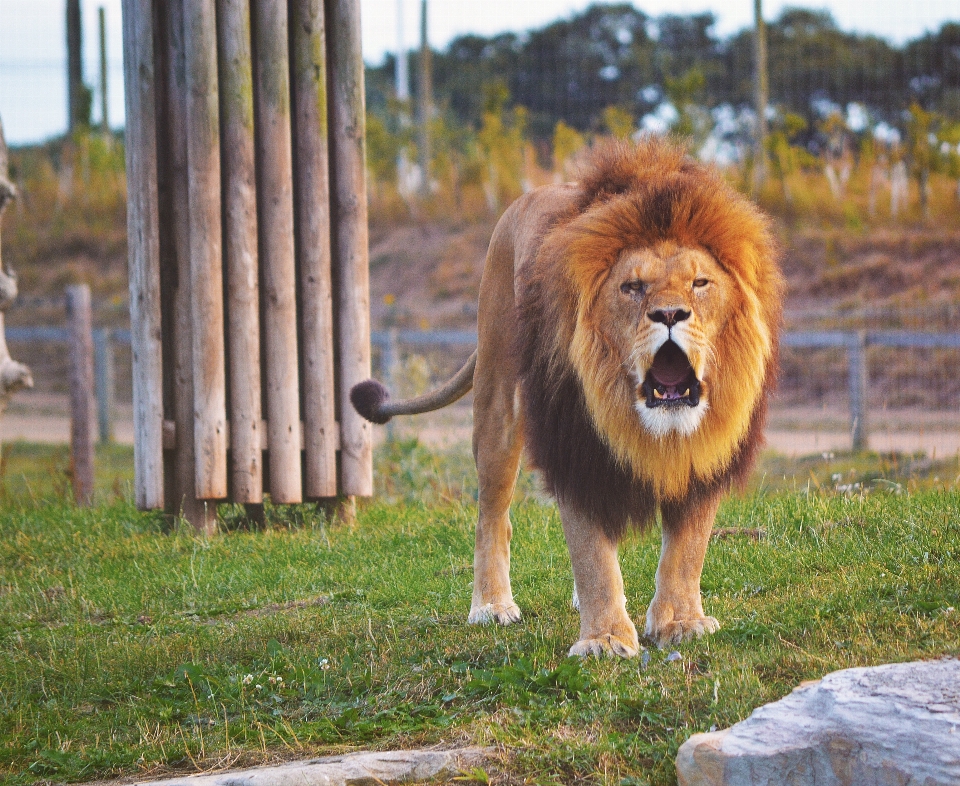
left=156, top=0, right=216, bottom=531
left=291, top=0, right=338, bottom=498
left=184, top=0, right=228, bottom=500
left=417, top=0, right=432, bottom=198
left=67, top=0, right=85, bottom=131
left=99, top=6, right=109, bottom=133
left=848, top=331, right=868, bottom=452
left=253, top=0, right=303, bottom=503
left=383, top=327, right=398, bottom=442
left=327, top=0, right=373, bottom=497
left=218, top=0, right=263, bottom=504
left=67, top=285, right=96, bottom=505
left=93, top=328, right=114, bottom=443
left=122, top=0, right=165, bottom=510
left=752, top=0, right=769, bottom=194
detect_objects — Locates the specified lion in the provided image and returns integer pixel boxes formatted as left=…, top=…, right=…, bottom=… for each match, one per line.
left=351, top=139, right=782, bottom=657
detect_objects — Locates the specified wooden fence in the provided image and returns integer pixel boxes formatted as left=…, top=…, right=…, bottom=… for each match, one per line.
left=121, top=0, right=370, bottom=531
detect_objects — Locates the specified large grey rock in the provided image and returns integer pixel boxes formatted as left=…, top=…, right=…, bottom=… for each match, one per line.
left=125, top=747, right=488, bottom=786
left=677, top=658, right=960, bottom=786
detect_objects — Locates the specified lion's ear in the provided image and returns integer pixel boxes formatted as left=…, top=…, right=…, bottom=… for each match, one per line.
left=350, top=379, right=393, bottom=424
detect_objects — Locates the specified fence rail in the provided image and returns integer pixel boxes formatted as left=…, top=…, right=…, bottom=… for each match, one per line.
left=6, top=327, right=960, bottom=453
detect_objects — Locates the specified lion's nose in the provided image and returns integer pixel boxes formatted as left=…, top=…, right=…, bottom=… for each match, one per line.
left=648, top=308, right=690, bottom=327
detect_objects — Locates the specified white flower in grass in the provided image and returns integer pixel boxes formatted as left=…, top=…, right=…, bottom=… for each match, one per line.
left=242, top=674, right=254, bottom=685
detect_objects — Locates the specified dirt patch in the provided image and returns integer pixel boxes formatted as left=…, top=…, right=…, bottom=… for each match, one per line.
left=782, top=228, right=960, bottom=319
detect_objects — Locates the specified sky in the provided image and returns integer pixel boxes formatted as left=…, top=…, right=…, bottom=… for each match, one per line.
left=0, top=0, right=958, bottom=145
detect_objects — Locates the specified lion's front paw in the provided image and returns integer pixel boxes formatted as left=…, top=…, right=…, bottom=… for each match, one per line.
left=645, top=615, right=719, bottom=647
left=568, top=632, right=640, bottom=659
left=468, top=601, right=522, bottom=626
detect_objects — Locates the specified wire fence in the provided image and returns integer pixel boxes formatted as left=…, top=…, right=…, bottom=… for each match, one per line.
left=4, top=315, right=960, bottom=457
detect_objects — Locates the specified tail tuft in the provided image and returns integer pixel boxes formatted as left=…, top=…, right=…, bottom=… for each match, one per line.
left=350, top=379, right=393, bottom=424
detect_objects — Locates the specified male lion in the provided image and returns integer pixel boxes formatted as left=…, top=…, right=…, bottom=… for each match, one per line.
left=352, top=139, right=782, bottom=657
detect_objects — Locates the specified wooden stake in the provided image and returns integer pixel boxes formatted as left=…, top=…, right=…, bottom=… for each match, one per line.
left=157, top=0, right=217, bottom=532
left=752, top=0, right=769, bottom=194
left=326, top=0, right=373, bottom=497
left=184, top=0, right=228, bottom=500
left=99, top=6, right=109, bottom=133
left=253, top=0, right=303, bottom=503
left=291, top=0, right=338, bottom=498
left=67, top=285, right=95, bottom=505
left=218, top=0, right=263, bottom=503
left=417, top=0, right=432, bottom=199
left=67, top=0, right=84, bottom=131
left=121, top=0, right=165, bottom=510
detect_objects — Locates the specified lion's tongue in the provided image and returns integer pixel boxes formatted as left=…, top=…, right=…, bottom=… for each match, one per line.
left=651, top=343, right=692, bottom=387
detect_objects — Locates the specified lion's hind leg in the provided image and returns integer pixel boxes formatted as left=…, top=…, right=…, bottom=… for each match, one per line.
left=644, top=492, right=722, bottom=647
left=468, top=374, right=524, bottom=627
left=559, top=502, right=640, bottom=658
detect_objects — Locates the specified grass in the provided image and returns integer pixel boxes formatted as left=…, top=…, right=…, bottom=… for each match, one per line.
left=1, top=442, right=959, bottom=785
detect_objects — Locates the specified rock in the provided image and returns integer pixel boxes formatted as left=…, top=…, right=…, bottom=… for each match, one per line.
left=677, top=658, right=960, bottom=786
left=124, top=747, right=488, bottom=786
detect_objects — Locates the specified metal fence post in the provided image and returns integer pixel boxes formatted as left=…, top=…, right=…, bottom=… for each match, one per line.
left=848, top=330, right=868, bottom=452
left=93, top=328, right=114, bottom=443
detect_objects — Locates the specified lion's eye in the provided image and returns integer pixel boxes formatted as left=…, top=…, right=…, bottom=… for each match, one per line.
left=693, top=278, right=709, bottom=289
left=620, top=280, right=646, bottom=296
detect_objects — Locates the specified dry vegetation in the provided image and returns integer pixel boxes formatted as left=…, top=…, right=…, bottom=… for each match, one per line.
left=3, top=129, right=960, bottom=335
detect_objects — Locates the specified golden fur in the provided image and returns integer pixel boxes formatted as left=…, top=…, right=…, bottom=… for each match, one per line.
left=542, top=142, right=780, bottom=499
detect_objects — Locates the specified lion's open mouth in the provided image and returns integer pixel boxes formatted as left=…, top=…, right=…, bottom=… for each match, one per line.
left=641, top=341, right=701, bottom=409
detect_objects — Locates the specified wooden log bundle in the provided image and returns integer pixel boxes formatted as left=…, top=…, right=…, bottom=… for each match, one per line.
left=121, top=0, right=371, bottom=529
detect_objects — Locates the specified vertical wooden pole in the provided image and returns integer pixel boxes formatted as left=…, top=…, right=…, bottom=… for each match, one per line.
left=252, top=0, right=303, bottom=503
left=156, top=0, right=216, bottom=532
left=122, top=0, right=165, bottom=510
left=93, top=328, right=114, bottom=443
left=384, top=327, right=398, bottom=443
left=848, top=331, right=868, bottom=452
left=291, top=0, right=338, bottom=498
left=67, top=0, right=85, bottom=131
left=184, top=0, right=228, bottom=500
left=416, top=0, right=431, bottom=198
left=327, top=0, right=373, bottom=497
left=67, top=285, right=96, bottom=505
left=99, top=6, right=109, bottom=132
left=752, top=0, right=769, bottom=194
left=218, top=0, right=263, bottom=503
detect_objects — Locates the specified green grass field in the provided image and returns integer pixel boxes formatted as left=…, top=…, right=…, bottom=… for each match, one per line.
left=1, top=441, right=959, bottom=785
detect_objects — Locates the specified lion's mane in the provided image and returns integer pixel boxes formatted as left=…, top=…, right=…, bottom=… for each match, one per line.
left=516, top=140, right=782, bottom=540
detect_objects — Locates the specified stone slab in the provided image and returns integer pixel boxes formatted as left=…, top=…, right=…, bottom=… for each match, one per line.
left=122, top=747, right=488, bottom=786
left=677, top=658, right=960, bottom=786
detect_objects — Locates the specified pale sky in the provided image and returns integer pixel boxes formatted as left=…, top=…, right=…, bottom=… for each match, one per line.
left=0, top=0, right=957, bottom=145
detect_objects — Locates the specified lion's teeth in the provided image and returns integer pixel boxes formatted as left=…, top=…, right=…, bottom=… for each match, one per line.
left=653, top=389, right=664, bottom=399
left=682, top=388, right=690, bottom=397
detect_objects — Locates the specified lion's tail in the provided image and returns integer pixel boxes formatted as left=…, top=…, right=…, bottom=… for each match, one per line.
left=350, top=350, right=477, bottom=425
